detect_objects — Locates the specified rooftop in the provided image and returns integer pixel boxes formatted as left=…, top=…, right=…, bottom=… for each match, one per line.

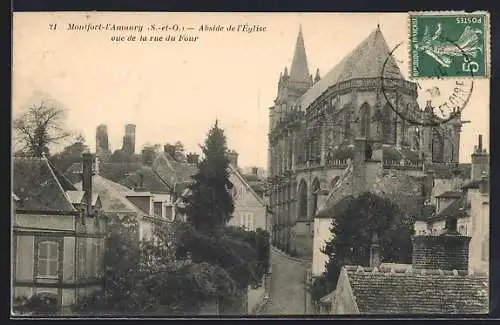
left=342, top=264, right=489, bottom=314
left=13, top=157, right=76, bottom=213
left=299, top=27, right=404, bottom=110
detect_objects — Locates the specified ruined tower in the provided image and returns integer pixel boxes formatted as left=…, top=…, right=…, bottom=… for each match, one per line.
left=122, top=124, right=136, bottom=155
left=96, top=124, right=109, bottom=157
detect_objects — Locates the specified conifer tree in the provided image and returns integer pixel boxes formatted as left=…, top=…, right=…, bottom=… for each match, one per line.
left=184, top=120, right=235, bottom=232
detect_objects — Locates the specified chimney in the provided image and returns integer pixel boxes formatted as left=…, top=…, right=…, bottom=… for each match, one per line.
left=370, top=233, right=380, bottom=268
left=228, top=150, right=239, bottom=168
left=82, top=152, right=94, bottom=217
left=252, top=167, right=259, bottom=176
left=479, top=171, right=489, bottom=194
left=411, top=220, right=471, bottom=272
left=471, top=135, right=489, bottom=181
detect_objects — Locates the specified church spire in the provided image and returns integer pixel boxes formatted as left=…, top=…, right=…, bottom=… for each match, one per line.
left=289, top=25, right=311, bottom=84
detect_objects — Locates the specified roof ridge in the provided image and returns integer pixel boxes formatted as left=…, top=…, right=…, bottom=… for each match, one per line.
left=43, top=158, right=76, bottom=212
left=229, top=164, right=267, bottom=207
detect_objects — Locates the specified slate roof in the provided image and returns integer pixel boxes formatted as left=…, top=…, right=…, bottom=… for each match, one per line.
left=152, top=152, right=197, bottom=188
left=75, top=175, right=148, bottom=215
left=119, top=166, right=172, bottom=193
left=13, top=157, right=76, bottom=213
left=299, top=27, right=404, bottom=110
left=342, top=265, right=489, bottom=314
left=428, top=194, right=469, bottom=222
left=98, top=162, right=143, bottom=184
left=436, top=191, right=463, bottom=199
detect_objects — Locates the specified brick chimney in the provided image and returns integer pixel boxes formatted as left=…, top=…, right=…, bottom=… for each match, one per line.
left=370, top=233, right=380, bottom=268
left=411, top=218, right=471, bottom=272
left=471, top=135, right=489, bottom=181
left=228, top=150, right=239, bottom=168
left=82, top=152, right=94, bottom=217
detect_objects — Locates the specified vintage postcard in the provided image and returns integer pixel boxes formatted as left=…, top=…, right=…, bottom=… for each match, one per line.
left=12, top=11, right=490, bottom=316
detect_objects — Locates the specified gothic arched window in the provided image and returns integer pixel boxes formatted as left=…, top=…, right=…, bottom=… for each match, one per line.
left=344, top=111, right=352, bottom=139
left=311, top=179, right=321, bottom=218
left=432, top=129, right=445, bottom=162
left=297, top=180, right=308, bottom=221
left=382, top=104, right=393, bottom=142
left=359, top=103, right=371, bottom=138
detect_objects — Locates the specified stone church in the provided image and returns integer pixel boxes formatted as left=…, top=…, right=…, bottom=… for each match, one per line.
left=267, top=26, right=465, bottom=256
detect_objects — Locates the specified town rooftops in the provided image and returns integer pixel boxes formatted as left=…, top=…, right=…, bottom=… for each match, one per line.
left=119, top=166, right=172, bottom=193
left=427, top=194, right=469, bottom=222
left=298, top=27, right=404, bottom=110
left=75, top=174, right=149, bottom=216
left=13, top=157, right=76, bottom=213
left=340, top=264, right=489, bottom=314
left=66, top=190, right=100, bottom=207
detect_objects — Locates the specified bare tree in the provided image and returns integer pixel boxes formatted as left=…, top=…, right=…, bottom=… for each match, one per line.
left=13, top=100, right=71, bottom=157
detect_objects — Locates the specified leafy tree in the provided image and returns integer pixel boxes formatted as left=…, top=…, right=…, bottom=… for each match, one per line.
left=73, top=216, right=239, bottom=315
left=50, top=135, right=89, bottom=172
left=183, top=120, right=234, bottom=232
left=310, top=192, right=412, bottom=303
left=164, top=141, right=186, bottom=162
left=13, top=100, right=71, bottom=157
left=186, top=153, right=200, bottom=164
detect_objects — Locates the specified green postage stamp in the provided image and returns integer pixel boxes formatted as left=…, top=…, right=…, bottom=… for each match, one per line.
left=409, top=11, right=490, bottom=78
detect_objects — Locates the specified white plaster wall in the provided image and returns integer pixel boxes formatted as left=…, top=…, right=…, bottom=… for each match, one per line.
left=312, top=218, right=333, bottom=277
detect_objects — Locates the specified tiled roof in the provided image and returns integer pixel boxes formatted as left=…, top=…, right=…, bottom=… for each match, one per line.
left=75, top=175, right=147, bottom=215
left=299, top=27, right=403, bottom=110
left=152, top=153, right=197, bottom=187
left=97, top=162, right=143, bottom=184
left=428, top=194, right=469, bottom=222
left=13, top=157, right=76, bottom=213
left=436, top=191, right=463, bottom=199
left=342, top=265, right=489, bottom=314
left=63, top=162, right=82, bottom=184
left=119, top=166, right=172, bottom=193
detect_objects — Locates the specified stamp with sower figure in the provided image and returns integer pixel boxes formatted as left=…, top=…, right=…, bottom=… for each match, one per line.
left=409, top=11, right=490, bottom=78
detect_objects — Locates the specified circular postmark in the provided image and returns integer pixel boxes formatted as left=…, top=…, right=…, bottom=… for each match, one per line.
left=380, top=41, right=475, bottom=127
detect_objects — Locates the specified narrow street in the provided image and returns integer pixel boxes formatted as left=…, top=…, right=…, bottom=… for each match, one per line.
left=259, top=247, right=309, bottom=315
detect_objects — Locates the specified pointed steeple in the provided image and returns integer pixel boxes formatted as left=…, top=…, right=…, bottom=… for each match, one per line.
left=289, top=25, right=311, bottom=84
left=314, top=68, right=321, bottom=82
left=283, top=66, right=288, bottom=77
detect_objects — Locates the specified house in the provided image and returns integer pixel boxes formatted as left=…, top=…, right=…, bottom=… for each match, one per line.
left=312, top=138, right=433, bottom=277
left=118, top=146, right=178, bottom=222
left=323, top=220, right=488, bottom=314
left=12, top=153, right=105, bottom=313
left=414, top=135, right=490, bottom=274
left=73, top=164, right=167, bottom=243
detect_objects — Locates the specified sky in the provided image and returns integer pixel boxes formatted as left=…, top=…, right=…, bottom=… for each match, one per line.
left=12, top=12, right=489, bottom=168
